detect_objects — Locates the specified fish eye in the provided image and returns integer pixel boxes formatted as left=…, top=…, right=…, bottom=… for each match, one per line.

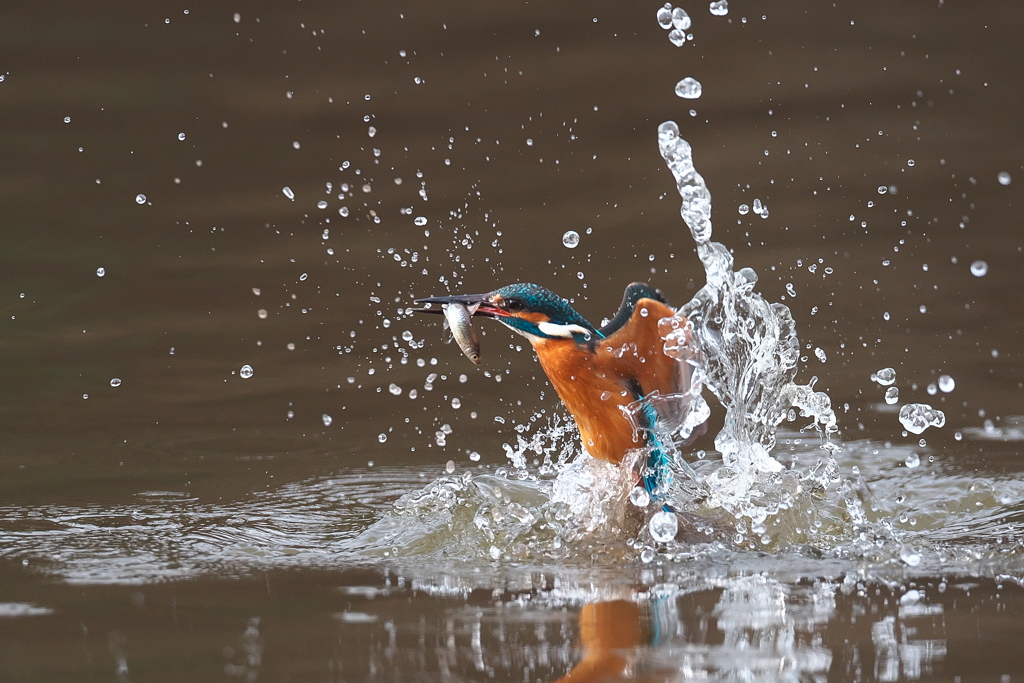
left=505, top=298, right=525, bottom=312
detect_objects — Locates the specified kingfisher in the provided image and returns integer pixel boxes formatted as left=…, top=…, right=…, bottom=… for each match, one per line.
left=412, top=282, right=705, bottom=501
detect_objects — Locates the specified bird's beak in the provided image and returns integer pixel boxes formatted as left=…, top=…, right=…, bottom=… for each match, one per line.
left=410, top=293, right=504, bottom=318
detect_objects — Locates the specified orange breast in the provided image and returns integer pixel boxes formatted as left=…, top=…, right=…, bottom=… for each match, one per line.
left=532, top=298, right=690, bottom=464
left=533, top=338, right=642, bottom=463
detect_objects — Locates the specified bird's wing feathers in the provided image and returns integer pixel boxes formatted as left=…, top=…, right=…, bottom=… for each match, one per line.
left=598, top=282, right=669, bottom=339
left=597, top=297, right=690, bottom=399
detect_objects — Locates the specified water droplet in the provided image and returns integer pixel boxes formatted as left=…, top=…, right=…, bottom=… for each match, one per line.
left=709, top=0, right=729, bottom=16
left=905, top=452, right=921, bottom=468
left=388, top=383, right=402, bottom=396
left=322, top=229, right=330, bottom=240
left=451, top=397, right=461, bottom=409
left=667, top=28, right=686, bottom=46
left=377, top=433, right=387, bottom=443
left=649, top=509, right=678, bottom=543
left=561, top=230, right=580, bottom=248
left=414, top=216, right=427, bottom=226
left=671, top=7, right=692, bottom=30
left=257, top=309, right=268, bottom=319
left=926, top=382, right=937, bottom=395
left=970, top=260, right=988, bottom=277
left=656, top=6, right=672, bottom=28
left=96, top=267, right=106, bottom=277
left=629, top=486, right=650, bottom=508
left=885, top=386, right=899, bottom=404
left=738, top=204, right=750, bottom=215
left=877, top=185, right=888, bottom=194
left=814, top=347, right=826, bottom=362
left=135, top=193, right=147, bottom=204
left=282, top=186, right=295, bottom=201
left=488, top=545, right=501, bottom=560
left=445, top=460, right=455, bottom=474
left=316, top=200, right=328, bottom=210
left=339, top=207, right=349, bottom=217
left=63, top=116, right=71, bottom=124
left=899, top=546, right=921, bottom=566
left=872, top=367, right=897, bottom=386
left=997, top=171, right=1012, bottom=185
left=898, top=403, right=945, bottom=434
left=938, top=374, right=955, bottom=392
left=674, top=77, right=702, bottom=99
left=110, top=378, right=122, bottom=387
left=469, top=451, right=481, bottom=462
left=239, top=364, right=254, bottom=379
left=322, top=413, right=332, bottom=426
left=640, top=547, right=656, bottom=563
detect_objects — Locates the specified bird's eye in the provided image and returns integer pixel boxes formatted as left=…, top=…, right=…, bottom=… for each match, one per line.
left=505, top=299, right=525, bottom=312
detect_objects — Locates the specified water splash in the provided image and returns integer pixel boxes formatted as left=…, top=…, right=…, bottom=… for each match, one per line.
left=655, top=120, right=840, bottom=527
left=356, top=415, right=641, bottom=562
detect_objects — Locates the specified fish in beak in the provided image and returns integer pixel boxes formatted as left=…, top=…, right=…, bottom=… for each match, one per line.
left=411, top=293, right=495, bottom=365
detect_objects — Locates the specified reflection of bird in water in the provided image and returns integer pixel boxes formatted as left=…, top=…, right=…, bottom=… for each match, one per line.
left=554, top=600, right=645, bottom=683
left=413, top=282, right=706, bottom=499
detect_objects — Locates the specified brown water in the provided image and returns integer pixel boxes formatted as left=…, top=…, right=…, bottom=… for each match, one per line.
left=2, top=0, right=1023, bottom=680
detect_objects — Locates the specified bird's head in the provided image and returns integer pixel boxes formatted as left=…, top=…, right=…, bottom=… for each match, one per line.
left=413, top=283, right=602, bottom=344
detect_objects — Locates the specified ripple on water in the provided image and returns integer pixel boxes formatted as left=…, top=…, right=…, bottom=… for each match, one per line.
left=3, top=433, right=1024, bottom=584
left=0, top=468, right=422, bottom=583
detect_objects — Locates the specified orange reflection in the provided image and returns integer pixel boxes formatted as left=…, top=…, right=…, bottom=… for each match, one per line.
left=554, top=600, right=644, bottom=683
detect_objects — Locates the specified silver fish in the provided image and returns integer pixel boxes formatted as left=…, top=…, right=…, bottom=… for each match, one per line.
left=443, top=302, right=481, bottom=365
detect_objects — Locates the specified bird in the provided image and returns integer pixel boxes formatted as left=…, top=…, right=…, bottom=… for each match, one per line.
left=412, top=282, right=705, bottom=501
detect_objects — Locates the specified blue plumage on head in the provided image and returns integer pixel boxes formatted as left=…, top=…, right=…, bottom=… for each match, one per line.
left=492, top=283, right=597, bottom=333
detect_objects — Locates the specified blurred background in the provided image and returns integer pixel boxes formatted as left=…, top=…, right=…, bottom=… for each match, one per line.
left=1, top=0, right=1023, bottom=678
left=2, top=0, right=1020, bottom=507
